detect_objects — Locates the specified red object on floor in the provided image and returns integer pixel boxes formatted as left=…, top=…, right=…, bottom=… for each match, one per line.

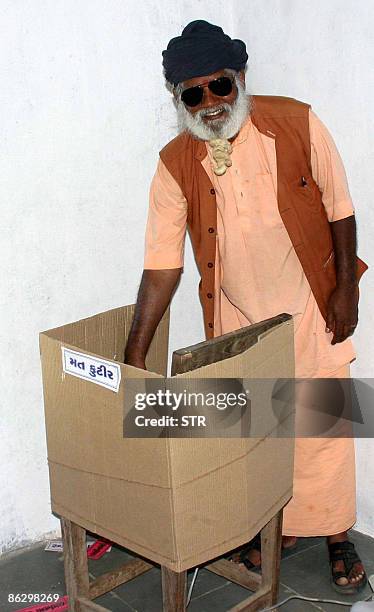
left=13, top=595, right=68, bottom=612
left=87, top=538, right=112, bottom=560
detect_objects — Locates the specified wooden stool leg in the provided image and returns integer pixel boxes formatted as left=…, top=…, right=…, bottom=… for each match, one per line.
left=61, top=518, right=90, bottom=611
left=260, top=509, right=283, bottom=606
left=161, top=566, right=187, bottom=612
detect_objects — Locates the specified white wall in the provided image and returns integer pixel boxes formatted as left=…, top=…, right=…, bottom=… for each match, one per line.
left=0, top=0, right=231, bottom=555
left=0, top=0, right=372, bottom=554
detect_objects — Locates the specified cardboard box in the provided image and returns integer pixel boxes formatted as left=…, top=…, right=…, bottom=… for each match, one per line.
left=40, top=305, right=295, bottom=572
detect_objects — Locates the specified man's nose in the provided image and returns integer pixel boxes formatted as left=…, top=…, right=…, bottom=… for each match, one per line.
left=201, top=86, right=220, bottom=107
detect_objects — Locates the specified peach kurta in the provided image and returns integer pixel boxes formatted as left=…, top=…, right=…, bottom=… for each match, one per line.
left=144, top=109, right=357, bottom=536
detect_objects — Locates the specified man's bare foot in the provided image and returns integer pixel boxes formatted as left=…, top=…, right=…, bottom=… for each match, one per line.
left=327, top=532, right=366, bottom=591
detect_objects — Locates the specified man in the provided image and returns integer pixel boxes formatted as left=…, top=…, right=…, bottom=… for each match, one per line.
left=124, top=20, right=368, bottom=593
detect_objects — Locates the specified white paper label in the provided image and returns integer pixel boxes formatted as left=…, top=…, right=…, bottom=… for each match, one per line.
left=62, top=347, right=121, bottom=392
left=44, top=540, right=64, bottom=552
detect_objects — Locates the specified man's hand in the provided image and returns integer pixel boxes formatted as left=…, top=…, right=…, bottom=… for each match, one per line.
left=326, top=285, right=358, bottom=344
left=124, top=356, right=147, bottom=370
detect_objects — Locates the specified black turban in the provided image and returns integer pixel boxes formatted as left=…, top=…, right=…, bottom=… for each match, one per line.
left=162, top=20, right=248, bottom=86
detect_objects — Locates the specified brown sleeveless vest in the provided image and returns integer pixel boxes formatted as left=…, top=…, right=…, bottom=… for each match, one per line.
left=159, top=96, right=367, bottom=339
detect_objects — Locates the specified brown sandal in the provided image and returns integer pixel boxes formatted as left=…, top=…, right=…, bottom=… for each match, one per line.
left=228, top=533, right=297, bottom=571
left=328, top=540, right=367, bottom=594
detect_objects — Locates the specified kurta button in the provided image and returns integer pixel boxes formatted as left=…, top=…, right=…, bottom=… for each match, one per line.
left=207, top=293, right=213, bottom=299
left=208, top=227, right=215, bottom=233
left=208, top=323, right=213, bottom=328
left=207, top=262, right=214, bottom=268
left=210, top=188, right=215, bottom=195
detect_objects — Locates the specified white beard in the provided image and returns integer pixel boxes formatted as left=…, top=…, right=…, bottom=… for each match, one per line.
left=177, top=78, right=251, bottom=141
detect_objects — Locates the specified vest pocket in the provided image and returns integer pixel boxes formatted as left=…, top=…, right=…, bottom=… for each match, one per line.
left=323, top=250, right=335, bottom=269
left=292, top=174, right=323, bottom=214
left=322, top=249, right=337, bottom=292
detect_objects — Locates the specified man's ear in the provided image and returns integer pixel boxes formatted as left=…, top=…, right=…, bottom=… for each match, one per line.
left=238, top=70, right=246, bottom=87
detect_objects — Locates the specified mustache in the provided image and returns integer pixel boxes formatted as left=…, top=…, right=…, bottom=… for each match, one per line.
left=198, top=103, right=232, bottom=118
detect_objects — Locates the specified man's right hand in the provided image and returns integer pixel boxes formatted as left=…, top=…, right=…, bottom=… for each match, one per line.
left=123, top=356, right=147, bottom=370
left=123, top=268, right=182, bottom=367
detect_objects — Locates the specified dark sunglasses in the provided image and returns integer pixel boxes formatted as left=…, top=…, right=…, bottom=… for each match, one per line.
left=180, top=76, right=234, bottom=108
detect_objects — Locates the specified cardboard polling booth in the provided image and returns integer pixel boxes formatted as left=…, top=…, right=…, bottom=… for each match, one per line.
left=40, top=305, right=295, bottom=572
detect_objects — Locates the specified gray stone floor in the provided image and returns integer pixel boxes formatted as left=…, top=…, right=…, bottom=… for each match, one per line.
left=1, top=529, right=373, bottom=611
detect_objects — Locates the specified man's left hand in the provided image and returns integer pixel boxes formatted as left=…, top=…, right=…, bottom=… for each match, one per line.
left=326, top=285, right=359, bottom=344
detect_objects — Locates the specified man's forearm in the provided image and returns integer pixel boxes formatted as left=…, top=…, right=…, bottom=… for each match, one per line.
left=327, top=215, right=359, bottom=343
left=330, top=215, right=357, bottom=288
left=124, top=268, right=182, bottom=367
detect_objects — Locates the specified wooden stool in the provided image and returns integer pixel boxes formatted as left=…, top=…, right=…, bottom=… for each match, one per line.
left=61, top=509, right=282, bottom=612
